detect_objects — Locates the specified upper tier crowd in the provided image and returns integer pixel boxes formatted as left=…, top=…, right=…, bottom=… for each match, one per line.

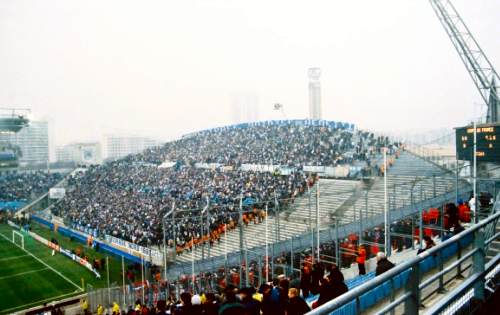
left=123, top=123, right=394, bottom=167
left=0, top=171, right=63, bottom=205
left=7, top=122, right=396, bottom=253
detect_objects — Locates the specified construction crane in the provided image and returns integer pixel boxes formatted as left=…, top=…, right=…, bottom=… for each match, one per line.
left=429, top=0, right=499, bottom=123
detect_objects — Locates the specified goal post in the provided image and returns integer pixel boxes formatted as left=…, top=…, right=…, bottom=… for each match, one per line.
left=12, top=230, right=24, bottom=249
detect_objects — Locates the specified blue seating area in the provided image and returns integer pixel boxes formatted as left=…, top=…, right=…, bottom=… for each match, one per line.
left=307, top=234, right=474, bottom=314
left=0, top=200, right=27, bottom=211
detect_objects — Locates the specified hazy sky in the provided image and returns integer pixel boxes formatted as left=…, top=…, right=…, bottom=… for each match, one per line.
left=1, top=0, right=499, bottom=146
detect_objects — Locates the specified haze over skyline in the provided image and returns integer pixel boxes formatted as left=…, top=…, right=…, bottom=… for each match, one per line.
left=1, top=0, right=499, bottom=146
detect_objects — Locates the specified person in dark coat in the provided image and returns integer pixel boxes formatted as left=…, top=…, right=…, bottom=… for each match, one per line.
left=327, top=264, right=345, bottom=283
left=300, top=264, right=312, bottom=298
left=375, top=252, right=395, bottom=276
left=201, top=293, right=219, bottom=315
left=310, top=263, right=324, bottom=295
left=314, top=274, right=348, bottom=308
left=218, top=285, right=245, bottom=315
left=287, top=288, right=311, bottom=315
left=239, top=287, right=260, bottom=315
left=417, top=236, right=436, bottom=254
left=260, top=283, right=284, bottom=315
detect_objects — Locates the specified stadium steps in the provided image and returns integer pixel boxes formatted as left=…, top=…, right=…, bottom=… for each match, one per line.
left=486, top=224, right=500, bottom=260
left=175, top=152, right=466, bottom=263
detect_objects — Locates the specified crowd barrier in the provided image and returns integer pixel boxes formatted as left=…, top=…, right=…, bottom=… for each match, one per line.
left=307, top=232, right=474, bottom=314
left=31, top=215, right=146, bottom=265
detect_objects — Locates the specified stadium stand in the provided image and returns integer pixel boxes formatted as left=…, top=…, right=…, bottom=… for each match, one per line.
left=0, top=171, right=63, bottom=211
left=50, top=120, right=398, bottom=255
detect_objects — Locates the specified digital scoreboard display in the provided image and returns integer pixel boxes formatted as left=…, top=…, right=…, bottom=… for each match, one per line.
left=456, top=123, right=500, bottom=162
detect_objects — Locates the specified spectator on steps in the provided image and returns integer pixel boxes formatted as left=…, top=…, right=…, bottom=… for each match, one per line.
left=375, top=252, right=395, bottom=276
left=417, top=236, right=436, bottom=254
left=356, top=244, right=367, bottom=275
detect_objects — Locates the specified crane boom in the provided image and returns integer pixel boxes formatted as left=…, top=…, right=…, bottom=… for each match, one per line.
left=429, top=0, right=499, bottom=122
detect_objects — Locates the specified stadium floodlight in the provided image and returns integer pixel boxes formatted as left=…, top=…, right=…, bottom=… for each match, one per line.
left=12, top=230, right=24, bottom=249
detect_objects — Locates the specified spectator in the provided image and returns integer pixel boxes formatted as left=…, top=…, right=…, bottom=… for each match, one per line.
left=375, top=252, right=395, bottom=276
left=218, top=285, right=245, bottom=315
left=287, top=288, right=310, bottom=315
left=202, top=292, right=219, bottom=315
left=356, top=244, right=367, bottom=275
left=417, top=236, right=436, bottom=254
left=314, top=274, right=348, bottom=308
left=260, top=283, right=284, bottom=315
left=239, top=287, right=261, bottom=315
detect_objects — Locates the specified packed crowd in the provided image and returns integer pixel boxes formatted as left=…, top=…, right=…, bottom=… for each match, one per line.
left=85, top=263, right=351, bottom=315
left=123, top=123, right=395, bottom=167
left=50, top=122, right=397, bottom=253
left=0, top=171, right=63, bottom=204
left=52, top=163, right=309, bottom=249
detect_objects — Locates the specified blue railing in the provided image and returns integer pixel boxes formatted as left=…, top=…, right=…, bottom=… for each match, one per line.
left=307, top=209, right=500, bottom=315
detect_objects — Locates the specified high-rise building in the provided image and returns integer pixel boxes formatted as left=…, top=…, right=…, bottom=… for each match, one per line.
left=308, top=67, right=322, bottom=120
left=231, top=93, right=259, bottom=124
left=56, top=142, right=102, bottom=165
left=0, top=120, right=49, bottom=167
left=105, top=135, right=159, bottom=160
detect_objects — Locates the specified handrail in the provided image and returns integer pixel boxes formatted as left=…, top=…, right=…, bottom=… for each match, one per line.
left=425, top=254, right=500, bottom=314
left=306, top=210, right=500, bottom=315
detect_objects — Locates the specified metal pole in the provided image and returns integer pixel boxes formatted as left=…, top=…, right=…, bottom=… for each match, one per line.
left=358, top=202, right=362, bottom=246
left=191, top=236, right=195, bottom=293
left=224, top=223, right=228, bottom=286
left=335, top=217, right=339, bottom=266
left=274, top=192, right=280, bottom=241
left=384, top=148, right=389, bottom=256
left=207, top=200, right=211, bottom=259
left=238, top=194, right=244, bottom=288
left=172, top=202, right=176, bottom=264
left=122, top=256, right=126, bottom=309
left=141, top=255, right=145, bottom=303
left=455, top=159, right=459, bottom=203
left=473, top=121, right=477, bottom=223
left=291, top=236, right=294, bottom=275
left=308, top=183, right=314, bottom=263
left=265, top=204, right=269, bottom=282
left=107, top=256, right=110, bottom=305
left=316, top=177, right=320, bottom=263
left=163, top=220, right=167, bottom=281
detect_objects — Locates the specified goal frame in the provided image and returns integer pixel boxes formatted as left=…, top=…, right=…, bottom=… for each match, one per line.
left=12, top=230, right=24, bottom=249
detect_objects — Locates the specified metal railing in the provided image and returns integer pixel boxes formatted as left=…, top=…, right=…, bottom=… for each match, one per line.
left=307, top=209, right=500, bottom=315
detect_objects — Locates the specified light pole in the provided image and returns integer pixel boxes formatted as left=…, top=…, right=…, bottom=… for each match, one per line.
left=201, top=197, right=209, bottom=261
left=163, top=202, right=175, bottom=282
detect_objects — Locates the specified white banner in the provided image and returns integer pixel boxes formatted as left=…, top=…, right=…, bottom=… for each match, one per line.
left=49, top=188, right=66, bottom=199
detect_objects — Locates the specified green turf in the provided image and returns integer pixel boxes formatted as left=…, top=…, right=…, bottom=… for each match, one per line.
left=0, top=223, right=127, bottom=314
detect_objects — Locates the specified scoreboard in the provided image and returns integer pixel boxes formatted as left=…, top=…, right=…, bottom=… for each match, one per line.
left=456, top=123, right=500, bottom=162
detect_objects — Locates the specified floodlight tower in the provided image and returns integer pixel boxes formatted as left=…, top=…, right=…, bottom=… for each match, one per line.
left=308, top=68, right=322, bottom=120
left=429, top=0, right=499, bottom=123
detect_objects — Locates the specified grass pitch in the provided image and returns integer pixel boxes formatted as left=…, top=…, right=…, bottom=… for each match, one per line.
left=0, top=223, right=124, bottom=314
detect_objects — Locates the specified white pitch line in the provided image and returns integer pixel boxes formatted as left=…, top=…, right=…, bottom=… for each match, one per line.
left=0, top=267, right=49, bottom=280
left=0, top=291, right=85, bottom=314
left=0, top=254, right=29, bottom=262
left=0, top=232, right=82, bottom=291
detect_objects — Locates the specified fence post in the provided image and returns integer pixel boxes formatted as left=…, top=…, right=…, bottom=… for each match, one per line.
left=473, top=229, right=486, bottom=301
left=405, top=264, right=421, bottom=315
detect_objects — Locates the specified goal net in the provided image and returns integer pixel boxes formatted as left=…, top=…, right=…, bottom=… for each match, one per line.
left=12, top=230, right=24, bottom=249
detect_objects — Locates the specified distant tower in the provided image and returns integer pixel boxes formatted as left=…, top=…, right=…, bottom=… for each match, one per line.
left=231, top=93, right=259, bottom=124
left=308, top=67, right=322, bottom=120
